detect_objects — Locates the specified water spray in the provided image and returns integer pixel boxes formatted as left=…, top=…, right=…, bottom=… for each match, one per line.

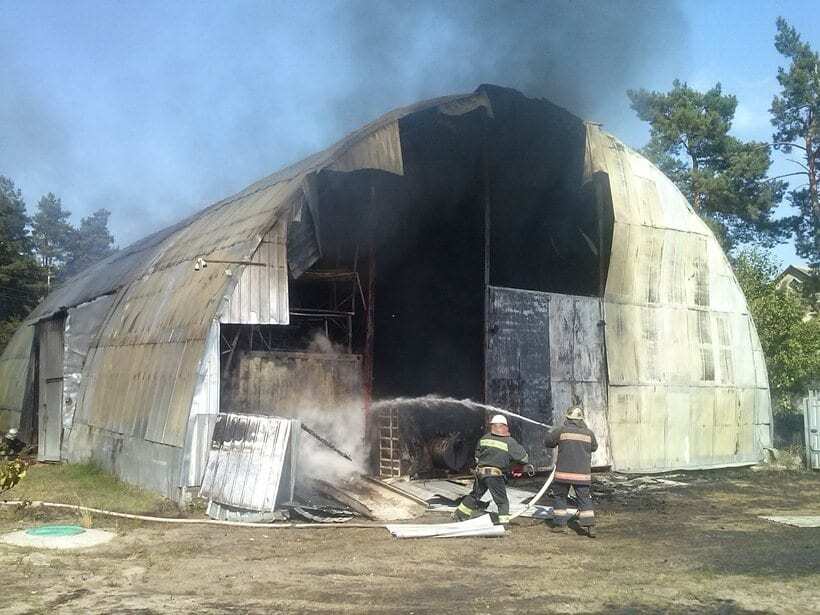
left=371, top=396, right=552, bottom=429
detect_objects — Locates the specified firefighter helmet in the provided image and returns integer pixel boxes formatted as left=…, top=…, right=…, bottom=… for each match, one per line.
left=566, top=406, right=585, bottom=421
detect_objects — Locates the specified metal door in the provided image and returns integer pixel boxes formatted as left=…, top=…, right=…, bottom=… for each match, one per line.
left=485, top=287, right=610, bottom=470
left=37, top=317, right=65, bottom=461
left=805, top=389, right=820, bottom=470
left=485, top=286, right=552, bottom=469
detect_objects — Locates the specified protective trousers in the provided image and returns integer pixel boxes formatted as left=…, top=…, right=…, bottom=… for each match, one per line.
left=455, top=476, right=510, bottom=522
left=551, top=482, right=595, bottom=526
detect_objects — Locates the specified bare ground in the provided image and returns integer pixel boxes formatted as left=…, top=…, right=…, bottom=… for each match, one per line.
left=1, top=468, right=818, bottom=614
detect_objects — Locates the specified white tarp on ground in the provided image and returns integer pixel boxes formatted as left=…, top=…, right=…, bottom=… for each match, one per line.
left=760, top=516, right=820, bottom=528
left=391, top=479, right=554, bottom=519
left=386, top=514, right=505, bottom=539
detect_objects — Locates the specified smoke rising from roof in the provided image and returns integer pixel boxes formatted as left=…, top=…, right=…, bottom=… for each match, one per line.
left=0, top=1, right=687, bottom=248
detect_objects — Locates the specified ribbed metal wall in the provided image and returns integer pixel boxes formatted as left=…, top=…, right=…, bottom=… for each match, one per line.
left=586, top=124, right=772, bottom=472
left=221, top=222, right=289, bottom=325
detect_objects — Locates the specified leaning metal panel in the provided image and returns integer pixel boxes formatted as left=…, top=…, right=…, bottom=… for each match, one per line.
left=199, top=413, right=300, bottom=513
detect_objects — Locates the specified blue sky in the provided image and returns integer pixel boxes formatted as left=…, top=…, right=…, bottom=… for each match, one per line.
left=0, top=1, right=816, bottom=267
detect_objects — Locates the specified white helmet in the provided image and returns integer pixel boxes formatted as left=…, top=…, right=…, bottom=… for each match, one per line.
left=490, top=414, right=508, bottom=426
left=5, top=428, right=18, bottom=439
left=566, top=406, right=585, bottom=421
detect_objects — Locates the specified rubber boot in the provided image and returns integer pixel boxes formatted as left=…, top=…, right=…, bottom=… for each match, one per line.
left=548, top=520, right=567, bottom=534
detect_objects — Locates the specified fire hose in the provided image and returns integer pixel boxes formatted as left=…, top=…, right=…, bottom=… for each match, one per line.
left=508, top=463, right=556, bottom=521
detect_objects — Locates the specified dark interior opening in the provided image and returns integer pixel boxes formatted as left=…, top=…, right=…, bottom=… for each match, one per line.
left=275, top=87, right=610, bottom=475
left=483, top=87, right=596, bottom=295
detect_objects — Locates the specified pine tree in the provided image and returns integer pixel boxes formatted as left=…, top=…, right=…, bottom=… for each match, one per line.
left=628, top=80, right=788, bottom=251
left=31, top=192, right=73, bottom=287
left=770, top=17, right=820, bottom=271
left=0, top=177, right=47, bottom=349
left=62, top=208, right=116, bottom=279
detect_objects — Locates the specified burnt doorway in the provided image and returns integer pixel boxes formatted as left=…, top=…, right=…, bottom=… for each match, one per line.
left=36, top=316, right=65, bottom=461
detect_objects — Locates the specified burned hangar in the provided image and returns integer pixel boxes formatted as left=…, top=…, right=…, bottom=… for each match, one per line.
left=0, top=85, right=772, bottom=498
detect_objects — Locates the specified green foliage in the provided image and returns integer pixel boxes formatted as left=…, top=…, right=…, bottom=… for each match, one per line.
left=628, top=80, right=788, bottom=251
left=0, top=458, right=27, bottom=493
left=0, top=434, right=28, bottom=494
left=733, top=248, right=820, bottom=412
left=62, top=208, right=116, bottom=280
left=5, top=462, right=168, bottom=514
left=31, top=192, right=74, bottom=276
left=771, top=17, right=820, bottom=270
left=0, top=177, right=47, bottom=349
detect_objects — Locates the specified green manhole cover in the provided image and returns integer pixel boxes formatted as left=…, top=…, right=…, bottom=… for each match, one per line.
left=26, top=525, right=86, bottom=537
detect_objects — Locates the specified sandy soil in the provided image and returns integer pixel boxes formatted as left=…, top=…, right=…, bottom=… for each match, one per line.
left=1, top=468, right=818, bottom=614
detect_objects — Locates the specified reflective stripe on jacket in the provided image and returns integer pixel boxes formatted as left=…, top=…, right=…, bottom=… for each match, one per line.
left=544, top=419, right=597, bottom=484
left=474, top=433, right=528, bottom=471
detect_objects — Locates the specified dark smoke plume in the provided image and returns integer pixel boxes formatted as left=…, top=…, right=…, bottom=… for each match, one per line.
left=0, top=1, right=687, bottom=245
left=327, top=0, right=688, bottom=130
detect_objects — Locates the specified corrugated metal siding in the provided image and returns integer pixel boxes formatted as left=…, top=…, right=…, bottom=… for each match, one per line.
left=61, top=93, right=488, bottom=466
left=0, top=325, right=34, bottom=426
left=586, top=124, right=772, bottom=472
left=222, top=221, right=289, bottom=325
left=199, top=413, right=300, bottom=511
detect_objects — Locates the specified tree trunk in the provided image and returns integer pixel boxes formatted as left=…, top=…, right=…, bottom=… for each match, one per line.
left=690, top=156, right=701, bottom=211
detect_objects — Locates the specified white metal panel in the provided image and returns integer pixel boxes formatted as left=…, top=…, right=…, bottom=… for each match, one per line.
left=37, top=318, right=65, bottom=461
left=222, top=221, right=289, bottom=325
left=805, top=390, right=820, bottom=470
left=546, top=293, right=611, bottom=467
left=181, top=320, right=221, bottom=486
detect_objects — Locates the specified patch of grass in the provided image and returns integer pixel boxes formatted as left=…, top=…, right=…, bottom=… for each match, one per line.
left=0, top=462, right=173, bottom=515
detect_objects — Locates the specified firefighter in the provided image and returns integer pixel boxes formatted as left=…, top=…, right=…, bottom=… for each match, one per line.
left=453, top=414, right=530, bottom=525
left=545, top=405, right=598, bottom=537
left=0, top=428, right=25, bottom=460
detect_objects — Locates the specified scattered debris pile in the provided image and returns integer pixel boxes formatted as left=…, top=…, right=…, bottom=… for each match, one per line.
left=592, top=474, right=689, bottom=503
left=388, top=477, right=554, bottom=519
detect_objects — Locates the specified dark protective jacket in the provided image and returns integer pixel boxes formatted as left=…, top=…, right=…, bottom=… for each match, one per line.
left=474, top=432, right=529, bottom=471
left=544, top=419, right=597, bottom=484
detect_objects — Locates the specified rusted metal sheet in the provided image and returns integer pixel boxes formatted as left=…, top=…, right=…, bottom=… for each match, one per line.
left=221, top=222, right=289, bottom=325
left=199, top=413, right=300, bottom=513
left=586, top=124, right=772, bottom=472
